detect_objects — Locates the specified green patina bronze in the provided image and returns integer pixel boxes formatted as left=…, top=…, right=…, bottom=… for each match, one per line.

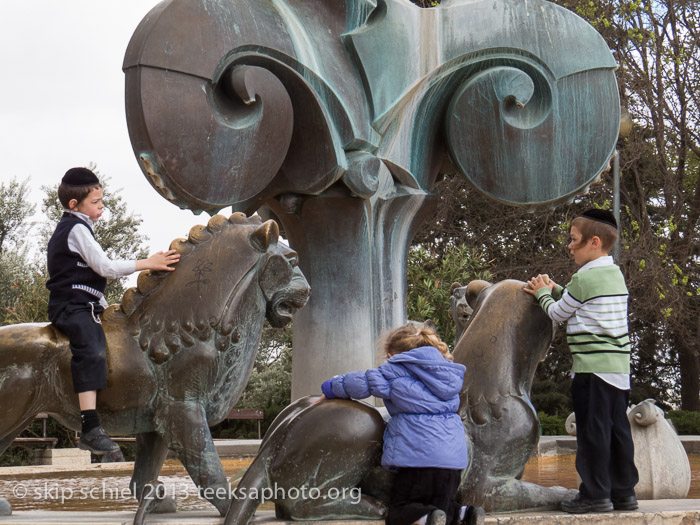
left=0, top=1, right=621, bottom=521
left=118, top=0, right=619, bottom=520
left=0, top=215, right=310, bottom=521
left=224, top=280, right=574, bottom=523
left=123, top=0, right=619, bottom=405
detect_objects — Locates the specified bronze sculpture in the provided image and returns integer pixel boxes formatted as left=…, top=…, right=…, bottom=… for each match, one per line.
left=0, top=0, right=624, bottom=518
left=450, top=283, right=472, bottom=344
left=123, top=0, right=621, bottom=400
left=224, top=280, right=573, bottom=524
left=226, top=396, right=388, bottom=524
left=0, top=214, right=310, bottom=518
left=453, top=280, right=575, bottom=511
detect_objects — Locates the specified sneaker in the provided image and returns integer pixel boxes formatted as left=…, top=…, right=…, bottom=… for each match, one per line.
left=78, top=426, right=121, bottom=455
left=463, top=505, right=485, bottom=525
left=561, top=494, right=613, bottom=513
left=612, top=496, right=638, bottom=511
left=427, top=509, right=447, bottom=525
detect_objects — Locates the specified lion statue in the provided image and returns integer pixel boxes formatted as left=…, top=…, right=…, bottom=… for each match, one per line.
left=0, top=213, right=310, bottom=521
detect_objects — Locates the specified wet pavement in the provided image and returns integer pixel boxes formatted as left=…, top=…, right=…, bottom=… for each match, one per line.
left=1, top=438, right=698, bottom=524
left=0, top=500, right=700, bottom=525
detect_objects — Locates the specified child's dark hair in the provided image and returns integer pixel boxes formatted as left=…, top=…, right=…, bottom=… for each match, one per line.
left=58, top=167, right=101, bottom=209
left=57, top=183, right=102, bottom=209
left=571, top=215, right=618, bottom=252
left=384, top=323, right=452, bottom=361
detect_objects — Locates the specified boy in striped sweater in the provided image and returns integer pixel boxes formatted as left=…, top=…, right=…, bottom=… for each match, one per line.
left=524, top=209, right=639, bottom=514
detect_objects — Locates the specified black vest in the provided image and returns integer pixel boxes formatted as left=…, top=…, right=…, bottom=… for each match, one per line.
left=47, top=213, right=107, bottom=309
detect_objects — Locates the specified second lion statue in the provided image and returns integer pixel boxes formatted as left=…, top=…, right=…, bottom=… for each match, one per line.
left=225, top=279, right=575, bottom=524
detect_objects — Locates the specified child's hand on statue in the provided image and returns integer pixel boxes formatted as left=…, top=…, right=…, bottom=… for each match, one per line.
left=311, top=394, right=327, bottom=405
left=523, top=274, right=555, bottom=295
left=135, top=250, right=181, bottom=272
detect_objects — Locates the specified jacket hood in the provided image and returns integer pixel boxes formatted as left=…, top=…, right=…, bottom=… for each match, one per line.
left=388, top=346, right=465, bottom=401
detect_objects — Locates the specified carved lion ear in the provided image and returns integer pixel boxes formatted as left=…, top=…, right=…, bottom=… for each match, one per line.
left=423, top=319, right=437, bottom=331
left=466, top=280, right=491, bottom=308
left=250, top=220, right=280, bottom=251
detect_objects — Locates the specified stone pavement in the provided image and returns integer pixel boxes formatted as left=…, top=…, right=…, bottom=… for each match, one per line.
left=1, top=437, right=698, bottom=524
left=1, top=500, right=700, bottom=524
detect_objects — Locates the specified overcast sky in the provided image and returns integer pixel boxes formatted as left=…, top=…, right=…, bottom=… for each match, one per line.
left=0, top=1, right=205, bottom=267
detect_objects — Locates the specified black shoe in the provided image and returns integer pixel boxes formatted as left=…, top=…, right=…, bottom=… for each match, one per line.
left=463, top=505, right=485, bottom=525
left=427, top=509, right=447, bottom=525
left=78, top=426, right=120, bottom=455
left=612, top=496, right=638, bottom=511
left=561, top=494, right=613, bottom=513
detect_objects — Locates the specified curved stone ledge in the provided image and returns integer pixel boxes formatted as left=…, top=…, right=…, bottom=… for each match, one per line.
left=537, top=435, right=700, bottom=457
left=1, top=503, right=700, bottom=524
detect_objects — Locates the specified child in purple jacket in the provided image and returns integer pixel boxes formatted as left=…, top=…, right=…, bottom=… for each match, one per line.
left=320, top=323, right=485, bottom=525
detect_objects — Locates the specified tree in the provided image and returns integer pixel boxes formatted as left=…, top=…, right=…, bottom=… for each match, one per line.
left=406, top=244, right=492, bottom=348
left=0, top=260, right=49, bottom=325
left=0, top=177, right=34, bottom=257
left=408, top=0, right=700, bottom=411
left=554, top=0, right=700, bottom=410
left=0, top=177, right=42, bottom=325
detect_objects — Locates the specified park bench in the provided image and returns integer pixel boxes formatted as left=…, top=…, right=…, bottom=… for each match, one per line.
left=225, top=408, right=264, bottom=439
left=10, top=409, right=264, bottom=450
left=111, top=436, right=137, bottom=443
left=106, top=408, right=265, bottom=443
left=10, top=413, right=58, bottom=449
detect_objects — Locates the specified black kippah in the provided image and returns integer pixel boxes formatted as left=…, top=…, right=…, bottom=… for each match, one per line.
left=62, top=167, right=100, bottom=187
left=581, top=208, right=617, bottom=229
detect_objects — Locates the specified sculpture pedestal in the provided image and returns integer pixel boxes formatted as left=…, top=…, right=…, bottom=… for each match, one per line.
left=269, top=186, right=436, bottom=400
left=33, top=448, right=91, bottom=467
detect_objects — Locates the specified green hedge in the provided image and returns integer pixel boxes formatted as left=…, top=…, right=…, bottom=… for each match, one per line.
left=666, top=410, right=700, bottom=435
left=536, top=410, right=700, bottom=436
left=538, top=412, right=567, bottom=436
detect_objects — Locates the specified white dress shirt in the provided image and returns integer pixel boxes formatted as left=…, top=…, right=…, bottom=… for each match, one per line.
left=65, top=211, right=136, bottom=307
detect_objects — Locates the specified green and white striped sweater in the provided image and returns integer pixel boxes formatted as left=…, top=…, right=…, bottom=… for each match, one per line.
left=535, top=257, right=630, bottom=374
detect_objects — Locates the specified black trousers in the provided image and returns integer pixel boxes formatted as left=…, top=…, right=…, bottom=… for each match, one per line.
left=572, top=373, right=639, bottom=500
left=50, top=302, right=107, bottom=393
left=386, top=467, right=462, bottom=525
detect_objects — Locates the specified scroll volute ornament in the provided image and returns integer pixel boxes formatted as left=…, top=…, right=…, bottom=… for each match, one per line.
left=122, top=0, right=622, bottom=419
left=124, top=0, right=620, bottom=211
left=123, top=0, right=343, bottom=215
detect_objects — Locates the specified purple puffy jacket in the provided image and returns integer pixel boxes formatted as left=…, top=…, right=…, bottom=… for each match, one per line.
left=321, top=346, right=468, bottom=470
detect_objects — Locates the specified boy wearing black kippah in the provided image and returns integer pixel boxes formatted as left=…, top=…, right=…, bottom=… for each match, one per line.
left=524, top=208, right=639, bottom=514
left=46, top=167, right=181, bottom=455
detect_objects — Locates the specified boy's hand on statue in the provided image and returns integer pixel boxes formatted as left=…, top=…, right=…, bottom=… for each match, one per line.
left=523, top=275, right=538, bottom=295
left=147, top=250, right=180, bottom=271
left=523, top=281, right=537, bottom=295
left=539, top=274, right=557, bottom=290
left=523, top=274, right=553, bottom=295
